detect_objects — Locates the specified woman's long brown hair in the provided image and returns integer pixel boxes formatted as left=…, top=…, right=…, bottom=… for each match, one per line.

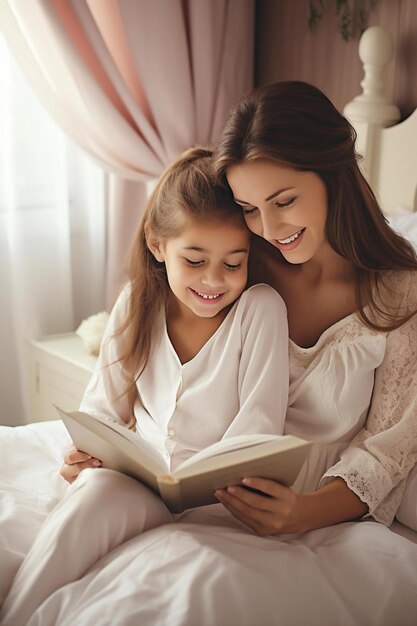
left=114, top=147, right=244, bottom=396
left=213, top=81, right=417, bottom=331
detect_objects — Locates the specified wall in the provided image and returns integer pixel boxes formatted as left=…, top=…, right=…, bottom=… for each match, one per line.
left=255, top=0, right=417, bottom=118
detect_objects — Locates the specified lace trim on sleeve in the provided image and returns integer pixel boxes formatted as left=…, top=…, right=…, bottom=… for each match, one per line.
left=319, top=447, right=394, bottom=522
left=320, top=464, right=408, bottom=526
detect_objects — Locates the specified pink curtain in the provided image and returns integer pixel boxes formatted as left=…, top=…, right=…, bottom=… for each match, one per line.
left=0, top=0, right=254, bottom=305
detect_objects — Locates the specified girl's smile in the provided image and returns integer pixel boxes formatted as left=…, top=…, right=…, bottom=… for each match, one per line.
left=190, top=288, right=224, bottom=302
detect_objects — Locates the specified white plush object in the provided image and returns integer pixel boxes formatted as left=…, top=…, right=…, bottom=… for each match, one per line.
left=76, top=311, right=109, bottom=356
left=387, top=207, right=417, bottom=249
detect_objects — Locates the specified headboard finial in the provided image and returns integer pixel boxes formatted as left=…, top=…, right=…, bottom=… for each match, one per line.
left=344, top=26, right=400, bottom=127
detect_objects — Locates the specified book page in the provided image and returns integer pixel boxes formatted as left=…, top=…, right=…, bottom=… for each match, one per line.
left=174, top=434, right=289, bottom=473
left=170, top=439, right=312, bottom=510
left=57, top=408, right=168, bottom=476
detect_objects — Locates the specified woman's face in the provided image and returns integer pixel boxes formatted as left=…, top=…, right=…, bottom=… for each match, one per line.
left=226, top=160, right=329, bottom=265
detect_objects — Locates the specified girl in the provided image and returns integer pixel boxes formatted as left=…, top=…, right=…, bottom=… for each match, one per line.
left=0, top=148, right=289, bottom=625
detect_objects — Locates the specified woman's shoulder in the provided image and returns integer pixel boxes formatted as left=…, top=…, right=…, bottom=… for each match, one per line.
left=382, top=268, right=417, bottom=289
left=378, top=269, right=417, bottom=313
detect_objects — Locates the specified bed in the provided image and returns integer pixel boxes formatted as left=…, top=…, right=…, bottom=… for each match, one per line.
left=1, top=25, right=417, bottom=626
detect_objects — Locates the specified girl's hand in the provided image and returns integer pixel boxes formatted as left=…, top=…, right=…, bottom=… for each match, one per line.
left=215, top=477, right=307, bottom=536
left=60, top=444, right=102, bottom=484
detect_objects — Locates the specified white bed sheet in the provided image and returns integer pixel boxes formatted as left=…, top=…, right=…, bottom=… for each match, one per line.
left=1, top=420, right=417, bottom=626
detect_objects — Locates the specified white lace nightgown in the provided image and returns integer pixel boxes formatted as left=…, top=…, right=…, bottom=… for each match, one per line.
left=286, top=269, right=417, bottom=525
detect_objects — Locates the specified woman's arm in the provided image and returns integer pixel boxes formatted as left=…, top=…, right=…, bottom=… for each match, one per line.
left=218, top=272, right=417, bottom=534
left=215, top=476, right=368, bottom=535
left=319, top=275, right=417, bottom=526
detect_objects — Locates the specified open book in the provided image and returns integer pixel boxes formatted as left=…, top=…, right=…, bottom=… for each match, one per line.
left=57, top=407, right=312, bottom=513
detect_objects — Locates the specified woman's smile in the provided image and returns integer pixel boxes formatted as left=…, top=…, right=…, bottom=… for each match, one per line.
left=275, top=227, right=306, bottom=250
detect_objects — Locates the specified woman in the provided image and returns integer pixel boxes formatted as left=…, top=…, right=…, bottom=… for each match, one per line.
left=212, top=80, right=417, bottom=536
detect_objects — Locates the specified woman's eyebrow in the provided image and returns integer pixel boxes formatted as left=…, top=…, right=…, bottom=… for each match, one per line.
left=234, top=186, right=295, bottom=204
left=265, top=187, right=295, bottom=201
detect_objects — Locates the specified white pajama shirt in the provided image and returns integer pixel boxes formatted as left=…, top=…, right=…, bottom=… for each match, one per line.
left=80, top=284, right=289, bottom=472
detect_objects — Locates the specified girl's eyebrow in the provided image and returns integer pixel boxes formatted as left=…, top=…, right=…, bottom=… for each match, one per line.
left=234, top=186, right=295, bottom=204
left=182, top=246, right=249, bottom=254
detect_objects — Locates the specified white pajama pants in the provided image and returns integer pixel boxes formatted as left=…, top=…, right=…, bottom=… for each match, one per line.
left=0, top=468, right=173, bottom=626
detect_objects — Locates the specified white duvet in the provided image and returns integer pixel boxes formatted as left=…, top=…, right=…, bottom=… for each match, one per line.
left=1, top=421, right=417, bottom=626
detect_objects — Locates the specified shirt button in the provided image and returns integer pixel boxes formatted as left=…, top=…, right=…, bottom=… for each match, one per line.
left=164, top=451, right=169, bottom=459
left=168, top=428, right=175, bottom=437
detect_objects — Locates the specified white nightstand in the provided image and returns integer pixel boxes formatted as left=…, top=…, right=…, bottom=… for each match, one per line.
left=28, top=333, right=98, bottom=422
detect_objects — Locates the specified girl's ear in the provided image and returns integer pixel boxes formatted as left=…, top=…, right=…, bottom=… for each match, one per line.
left=146, top=234, right=165, bottom=263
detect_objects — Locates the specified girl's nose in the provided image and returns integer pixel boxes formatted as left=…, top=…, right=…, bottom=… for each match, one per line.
left=201, top=266, right=224, bottom=286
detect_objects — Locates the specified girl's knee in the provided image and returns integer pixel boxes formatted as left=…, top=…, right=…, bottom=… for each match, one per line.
left=69, top=469, right=162, bottom=509
left=65, top=468, right=172, bottom=529
left=70, top=467, right=129, bottom=494
left=65, top=468, right=133, bottom=511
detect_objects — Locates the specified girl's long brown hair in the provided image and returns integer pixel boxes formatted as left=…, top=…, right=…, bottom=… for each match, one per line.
left=115, top=147, right=244, bottom=395
left=213, top=81, right=417, bottom=331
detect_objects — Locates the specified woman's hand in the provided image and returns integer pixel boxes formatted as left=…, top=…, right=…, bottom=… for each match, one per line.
left=215, top=477, right=306, bottom=536
left=215, top=476, right=369, bottom=536
left=60, top=444, right=102, bottom=484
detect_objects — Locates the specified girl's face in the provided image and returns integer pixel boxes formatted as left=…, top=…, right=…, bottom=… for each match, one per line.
left=150, top=217, right=250, bottom=319
left=226, top=160, right=329, bottom=265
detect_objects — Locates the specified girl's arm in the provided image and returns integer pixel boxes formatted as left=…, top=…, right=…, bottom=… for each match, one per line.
left=60, top=443, right=102, bottom=483
left=79, top=285, right=136, bottom=430
left=61, top=285, right=134, bottom=483
left=222, top=284, right=289, bottom=439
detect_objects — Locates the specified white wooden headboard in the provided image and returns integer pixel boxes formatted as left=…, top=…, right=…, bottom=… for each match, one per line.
left=344, top=26, right=417, bottom=215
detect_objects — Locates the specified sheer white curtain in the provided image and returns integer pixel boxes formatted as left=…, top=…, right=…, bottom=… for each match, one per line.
left=0, top=35, right=106, bottom=426
left=0, top=0, right=254, bottom=305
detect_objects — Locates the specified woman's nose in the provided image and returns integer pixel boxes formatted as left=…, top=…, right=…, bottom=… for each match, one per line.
left=260, top=210, right=281, bottom=240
